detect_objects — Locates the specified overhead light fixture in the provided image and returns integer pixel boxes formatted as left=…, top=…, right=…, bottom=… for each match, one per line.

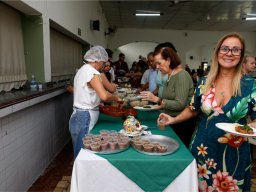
left=135, top=13, right=161, bottom=16
left=242, top=13, right=256, bottom=20
left=245, top=17, right=256, bottom=20
left=134, top=10, right=162, bottom=17
left=246, top=13, right=256, bottom=16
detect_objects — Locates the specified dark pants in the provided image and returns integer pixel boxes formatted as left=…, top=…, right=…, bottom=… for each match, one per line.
left=170, top=117, right=197, bottom=148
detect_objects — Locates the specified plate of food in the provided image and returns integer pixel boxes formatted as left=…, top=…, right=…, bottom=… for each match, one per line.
left=133, top=105, right=160, bottom=111
left=215, top=123, right=256, bottom=137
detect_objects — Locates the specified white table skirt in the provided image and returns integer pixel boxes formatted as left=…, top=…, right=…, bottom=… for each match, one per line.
left=70, top=149, right=198, bottom=192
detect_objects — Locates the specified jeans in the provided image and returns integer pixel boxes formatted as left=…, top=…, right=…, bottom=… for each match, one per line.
left=69, top=108, right=90, bottom=158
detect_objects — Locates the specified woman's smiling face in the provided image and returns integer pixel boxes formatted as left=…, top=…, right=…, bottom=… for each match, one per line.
left=218, top=37, right=243, bottom=70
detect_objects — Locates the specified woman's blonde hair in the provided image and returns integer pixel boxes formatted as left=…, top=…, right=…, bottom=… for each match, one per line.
left=204, top=32, right=245, bottom=96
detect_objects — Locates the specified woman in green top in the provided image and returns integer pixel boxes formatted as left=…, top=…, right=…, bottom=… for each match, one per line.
left=140, top=47, right=195, bottom=147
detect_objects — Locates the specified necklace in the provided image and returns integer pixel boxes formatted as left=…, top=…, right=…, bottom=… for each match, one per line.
left=166, top=69, right=175, bottom=83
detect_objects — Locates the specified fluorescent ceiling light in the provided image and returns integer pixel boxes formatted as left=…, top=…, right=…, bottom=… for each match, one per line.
left=134, top=10, right=162, bottom=17
left=246, top=13, right=256, bottom=16
left=245, top=17, right=256, bottom=20
left=135, top=13, right=161, bottom=16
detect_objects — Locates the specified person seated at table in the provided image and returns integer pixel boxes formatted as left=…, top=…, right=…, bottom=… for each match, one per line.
left=69, top=46, right=121, bottom=158
left=157, top=33, right=256, bottom=191
left=140, top=46, right=196, bottom=147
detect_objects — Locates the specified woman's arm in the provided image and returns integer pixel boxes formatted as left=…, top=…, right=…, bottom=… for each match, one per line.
left=100, top=73, right=117, bottom=93
left=90, top=74, right=119, bottom=102
left=248, top=120, right=256, bottom=128
left=157, top=107, right=199, bottom=126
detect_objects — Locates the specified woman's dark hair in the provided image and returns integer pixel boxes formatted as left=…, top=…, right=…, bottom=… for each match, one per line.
left=153, top=47, right=181, bottom=69
left=154, top=42, right=177, bottom=53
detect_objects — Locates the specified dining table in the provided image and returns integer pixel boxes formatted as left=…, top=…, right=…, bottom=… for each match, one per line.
left=70, top=110, right=198, bottom=192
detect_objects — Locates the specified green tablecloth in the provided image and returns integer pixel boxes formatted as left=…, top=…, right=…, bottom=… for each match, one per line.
left=91, top=111, right=194, bottom=192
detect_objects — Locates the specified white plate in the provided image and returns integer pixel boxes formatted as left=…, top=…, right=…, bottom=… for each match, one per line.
left=133, top=105, right=160, bottom=111
left=215, top=123, right=256, bottom=137
left=119, top=129, right=143, bottom=137
left=141, top=125, right=148, bottom=130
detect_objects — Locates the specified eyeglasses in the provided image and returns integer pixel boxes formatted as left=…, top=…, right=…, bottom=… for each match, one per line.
left=219, top=46, right=242, bottom=56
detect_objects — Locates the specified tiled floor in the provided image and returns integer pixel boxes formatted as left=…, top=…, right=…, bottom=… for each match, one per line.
left=28, top=141, right=256, bottom=192
left=27, top=140, right=73, bottom=192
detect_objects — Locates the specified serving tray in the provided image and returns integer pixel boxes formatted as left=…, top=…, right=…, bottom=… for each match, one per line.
left=84, top=145, right=130, bottom=155
left=132, top=135, right=179, bottom=156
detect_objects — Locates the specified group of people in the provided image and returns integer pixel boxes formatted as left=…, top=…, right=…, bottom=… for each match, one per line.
left=69, top=32, right=256, bottom=191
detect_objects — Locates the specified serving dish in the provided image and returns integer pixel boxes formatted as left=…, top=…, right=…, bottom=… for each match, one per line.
left=131, top=135, right=179, bottom=155
left=133, top=105, right=160, bottom=111
left=84, top=145, right=130, bottom=155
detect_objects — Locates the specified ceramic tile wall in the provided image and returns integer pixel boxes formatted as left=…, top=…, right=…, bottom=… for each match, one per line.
left=0, top=92, right=73, bottom=191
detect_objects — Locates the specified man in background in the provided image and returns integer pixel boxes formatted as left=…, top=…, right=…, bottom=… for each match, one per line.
left=112, top=53, right=129, bottom=77
left=140, top=52, right=157, bottom=92
left=242, top=55, right=256, bottom=76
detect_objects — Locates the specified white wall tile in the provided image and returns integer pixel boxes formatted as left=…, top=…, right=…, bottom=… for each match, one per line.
left=0, top=106, right=12, bottom=118
left=1, top=91, right=72, bottom=191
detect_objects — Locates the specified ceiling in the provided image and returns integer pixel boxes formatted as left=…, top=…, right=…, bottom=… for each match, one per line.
left=99, top=0, right=256, bottom=32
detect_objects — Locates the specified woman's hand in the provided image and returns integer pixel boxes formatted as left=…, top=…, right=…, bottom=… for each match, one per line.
left=140, top=91, right=158, bottom=103
left=157, top=113, right=176, bottom=127
left=248, top=120, right=256, bottom=128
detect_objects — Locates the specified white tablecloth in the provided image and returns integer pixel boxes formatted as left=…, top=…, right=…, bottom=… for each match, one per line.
left=70, top=149, right=198, bottom=192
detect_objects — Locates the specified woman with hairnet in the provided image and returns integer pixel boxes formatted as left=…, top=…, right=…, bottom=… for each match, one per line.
left=69, top=46, right=121, bottom=158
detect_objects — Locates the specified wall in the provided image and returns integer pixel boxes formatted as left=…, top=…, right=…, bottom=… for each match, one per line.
left=113, top=42, right=158, bottom=67
left=4, top=0, right=109, bottom=82
left=0, top=92, right=72, bottom=191
left=109, top=28, right=256, bottom=69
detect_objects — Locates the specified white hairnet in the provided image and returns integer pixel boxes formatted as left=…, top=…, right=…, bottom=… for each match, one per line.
left=84, top=45, right=108, bottom=62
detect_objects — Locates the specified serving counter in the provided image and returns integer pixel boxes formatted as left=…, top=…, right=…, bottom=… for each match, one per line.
left=70, top=111, right=198, bottom=192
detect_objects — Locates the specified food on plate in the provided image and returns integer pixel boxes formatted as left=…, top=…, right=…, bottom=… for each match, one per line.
left=90, top=143, right=101, bottom=152
left=133, top=141, right=143, bottom=150
left=130, top=100, right=141, bottom=107
left=83, top=133, right=130, bottom=152
left=118, top=140, right=130, bottom=149
left=143, top=144, right=154, bottom=152
left=143, top=105, right=151, bottom=108
left=140, top=100, right=148, bottom=106
left=130, top=136, right=170, bottom=154
left=157, top=144, right=168, bottom=153
left=235, top=124, right=254, bottom=134
left=108, top=140, right=118, bottom=150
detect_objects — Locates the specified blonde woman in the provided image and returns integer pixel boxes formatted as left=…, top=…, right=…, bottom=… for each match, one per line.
left=157, top=33, right=256, bottom=191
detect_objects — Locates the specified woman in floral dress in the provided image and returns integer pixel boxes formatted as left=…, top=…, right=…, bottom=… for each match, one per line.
left=157, top=33, right=256, bottom=191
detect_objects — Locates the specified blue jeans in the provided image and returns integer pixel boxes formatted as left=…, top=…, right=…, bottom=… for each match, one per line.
left=69, top=108, right=90, bottom=158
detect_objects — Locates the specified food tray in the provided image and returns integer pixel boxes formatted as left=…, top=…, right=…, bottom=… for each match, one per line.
left=84, top=145, right=130, bottom=155
left=132, top=135, right=179, bottom=156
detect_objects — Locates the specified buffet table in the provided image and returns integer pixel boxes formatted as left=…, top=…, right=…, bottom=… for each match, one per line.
left=70, top=111, right=198, bottom=192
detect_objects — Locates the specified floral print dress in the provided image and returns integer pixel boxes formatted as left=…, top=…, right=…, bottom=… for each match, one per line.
left=190, top=75, right=256, bottom=192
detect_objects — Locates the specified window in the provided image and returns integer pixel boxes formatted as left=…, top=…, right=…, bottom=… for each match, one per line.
left=0, top=3, right=27, bottom=92
left=50, top=29, right=83, bottom=82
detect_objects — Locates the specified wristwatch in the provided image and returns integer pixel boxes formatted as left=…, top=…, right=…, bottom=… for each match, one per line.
left=157, top=98, right=162, bottom=105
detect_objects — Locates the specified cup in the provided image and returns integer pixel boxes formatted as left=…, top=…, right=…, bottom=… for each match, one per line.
left=158, top=119, right=166, bottom=130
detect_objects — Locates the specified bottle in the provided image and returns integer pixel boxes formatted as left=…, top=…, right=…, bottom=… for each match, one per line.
left=30, top=74, right=37, bottom=91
